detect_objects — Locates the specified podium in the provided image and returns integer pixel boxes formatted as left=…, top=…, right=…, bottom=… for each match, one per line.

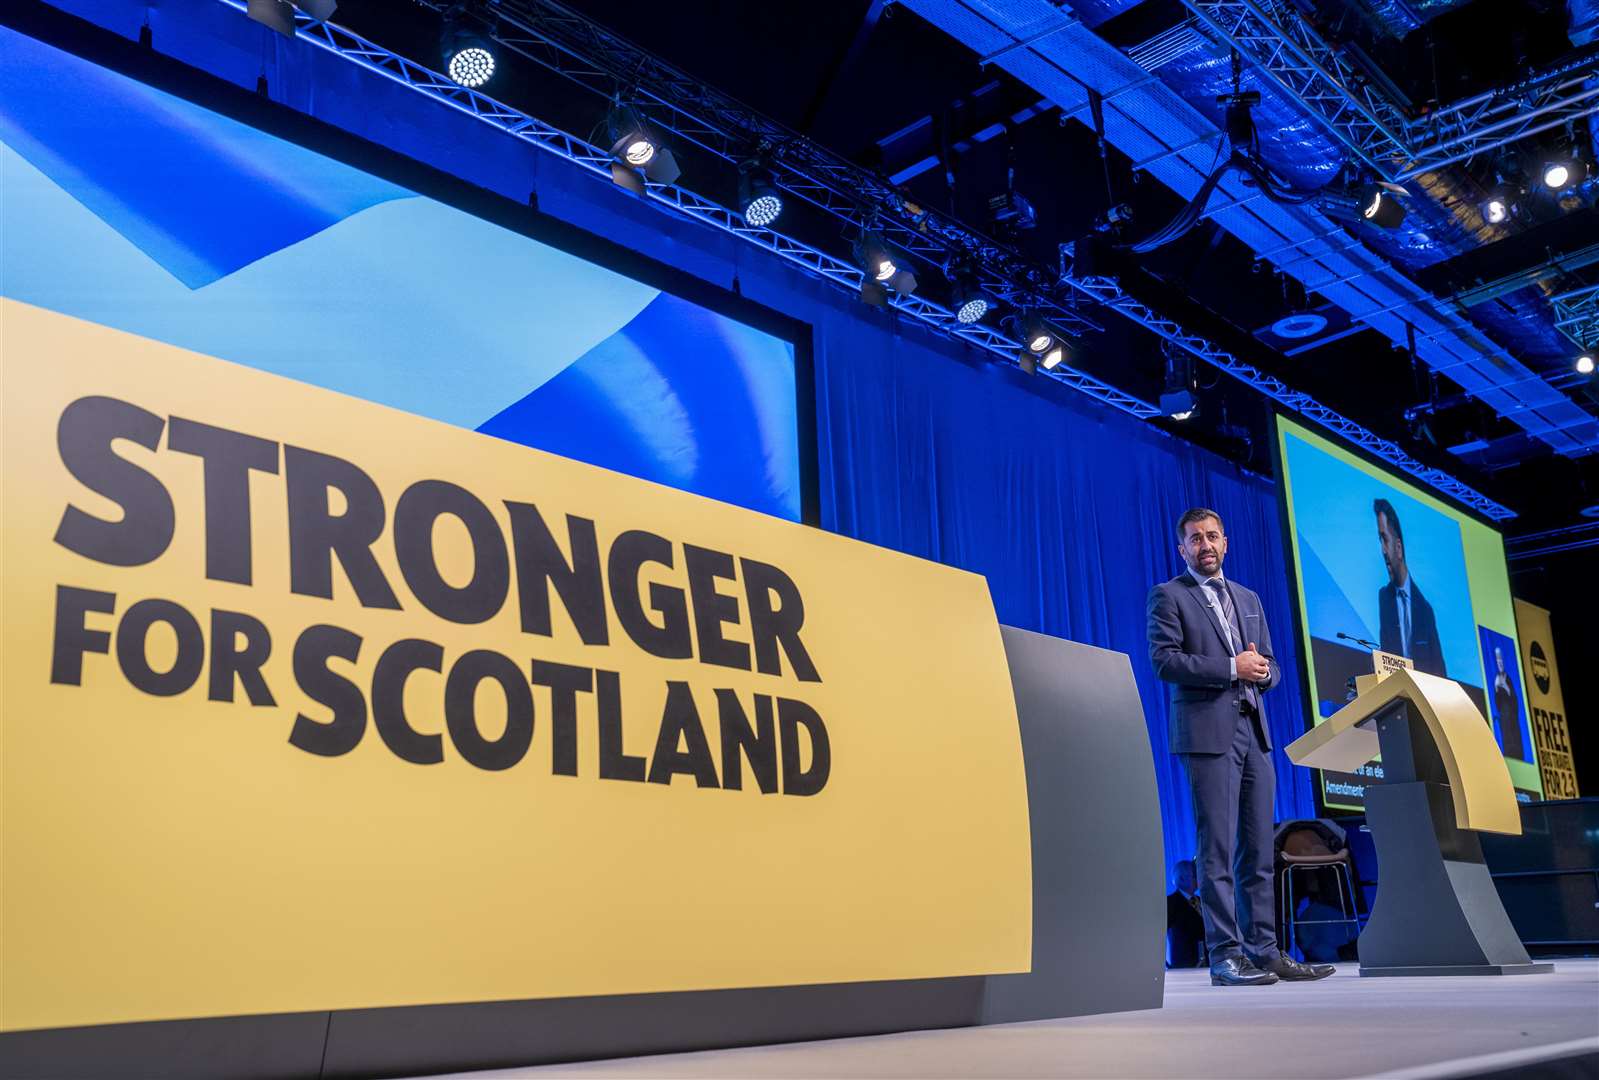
left=1286, top=665, right=1552, bottom=977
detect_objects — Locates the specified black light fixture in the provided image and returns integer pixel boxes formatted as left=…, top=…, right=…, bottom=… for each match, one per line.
left=947, top=261, right=992, bottom=325
left=1542, top=158, right=1577, bottom=190
left=853, top=230, right=917, bottom=306
left=441, top=20, right=495, bottom=88
left=1015, top=312, right=1055, bottom=356
left=737, top=157, right=784, bottom=229
left=1010, top=313, right=1068, bottom=371
left=1160, top=351, right=1197, bottom=420
left=1481, top=185, right=1514, bottom=225
left=1358, top=182, right=1407, bottom=229
left=606, top=99, right=681, bottom=193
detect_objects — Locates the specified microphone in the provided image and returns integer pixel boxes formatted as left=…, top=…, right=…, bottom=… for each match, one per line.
left=1337, top=631, right=1380, bottom=651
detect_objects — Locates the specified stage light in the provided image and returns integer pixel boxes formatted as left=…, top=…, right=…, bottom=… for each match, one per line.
left=853, top=232, right=916, bottom=304
left=948, top=265, right=991, bottom=325
left=1543, top=161, right=1573, bottom=189
left=442, top=26, right=495, bottom=88
left=1578, top=355, right=1596, bottom=375
left=1016, top=313, right=1055, bottom=355
left=607, top=101, right=681, bottom=191
left=1160, top=388, right=1197, bottom=420
left=1483, top=196, right=1508, bottom=225
left=1358, top=183, right=1406, bottom=229
left=737, top=162, right=784, bottom=228
left=1041, top=343, right=1066, bottom=370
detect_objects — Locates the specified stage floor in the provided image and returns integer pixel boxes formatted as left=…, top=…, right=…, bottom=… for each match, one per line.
left=418, top=960, right=1599, bottom=1079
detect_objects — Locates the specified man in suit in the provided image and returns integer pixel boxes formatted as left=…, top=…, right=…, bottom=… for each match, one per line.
left=1374, top=499, right=1446, bottom=676
left=1148, top=508, right=1333, bottom=986
left=1490, top=647, right=1525, bottom=760
left=1166, top=859, right=1206, bottom=969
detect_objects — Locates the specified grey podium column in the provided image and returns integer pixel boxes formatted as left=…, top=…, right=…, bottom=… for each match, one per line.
left=1358, top=701, right=1553, bottom=977
left=979, top=626, right=1167, bottom=1022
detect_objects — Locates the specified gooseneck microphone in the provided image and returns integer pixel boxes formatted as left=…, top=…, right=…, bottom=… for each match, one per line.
left=1336, top=631, right=1380, bottom=651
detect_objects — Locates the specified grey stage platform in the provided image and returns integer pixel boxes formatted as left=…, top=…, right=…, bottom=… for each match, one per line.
left=419, top=959, right=1599, bottom=1080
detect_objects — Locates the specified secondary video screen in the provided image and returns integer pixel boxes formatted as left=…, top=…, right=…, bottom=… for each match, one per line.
left=0, top=24, right=804, bottom=522
left=1275, top=415, right=1541, bottom=810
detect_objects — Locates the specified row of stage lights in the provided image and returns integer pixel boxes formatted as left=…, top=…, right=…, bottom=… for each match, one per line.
left=439, top=25, right=1086, bottom=373
left=1344, top=155, right=1589, bottom=231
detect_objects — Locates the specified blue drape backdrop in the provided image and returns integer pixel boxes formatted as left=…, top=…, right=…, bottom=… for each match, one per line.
left=52, top=0, right=1319, bottom=884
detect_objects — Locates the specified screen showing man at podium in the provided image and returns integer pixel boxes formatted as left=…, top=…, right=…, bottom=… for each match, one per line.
left=1274, top=416, right=1542, bottom=810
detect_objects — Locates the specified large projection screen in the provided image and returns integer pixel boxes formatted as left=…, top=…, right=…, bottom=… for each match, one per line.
left=1274, top=414, right=1541, bottom=812
left=0, top=20, right=812, bottom=524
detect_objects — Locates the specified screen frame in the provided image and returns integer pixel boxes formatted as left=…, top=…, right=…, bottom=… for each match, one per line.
left=2, top=0, right=820, bottom=527
left=1266, top=409, right=1534, bottom=816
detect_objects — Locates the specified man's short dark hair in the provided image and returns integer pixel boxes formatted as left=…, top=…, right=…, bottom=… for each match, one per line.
left=1175, top=859, right=1195, bottom=872
left=1373, top=498, right=1403, bottom=542
left=1176, top=507, right=1223, bottom=539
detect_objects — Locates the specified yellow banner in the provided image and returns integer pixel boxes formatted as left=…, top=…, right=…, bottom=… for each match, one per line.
left=1, top=300, right=1032, bottom=1032
left=1513, top=599, right=1579, bottom=800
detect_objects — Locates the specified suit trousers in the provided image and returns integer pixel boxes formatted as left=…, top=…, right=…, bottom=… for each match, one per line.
left=1180, top=705, right=1279, bottom=967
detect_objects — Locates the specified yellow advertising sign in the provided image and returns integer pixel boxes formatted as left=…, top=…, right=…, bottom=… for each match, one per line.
left=1, top=300, right=1032, bottom=1032
left=1514, top=599, right=1579, bottom=800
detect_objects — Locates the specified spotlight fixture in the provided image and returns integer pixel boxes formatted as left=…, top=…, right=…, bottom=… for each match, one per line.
left=1578, top=354, right=1596, bottom=375
left=947, top=262, right=991, bottom=325
left=736, top=160, right=784, bottom=229
left=1358, top=182, right=1407, bottom=229
left=1008, top=313, right=1070, bottom=371
left=1016, top=313, right=1056, bottom=356
left=606, top=100, right=680, bottom=192
left=1482, top=193, right=1510, bottom=225
left=1161, top=350, right=1196, bottom=420
left=1542, top=160, right=1574, bottom=190
left=1160, top=390, right=1197, bottom=421
left=852, top=231, right=917, bottom=305
left=441, top=24, right=495, bottom=88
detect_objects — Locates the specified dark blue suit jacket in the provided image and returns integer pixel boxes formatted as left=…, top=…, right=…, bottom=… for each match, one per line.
left=1147, top=572, right=1281, bottom=754
left=1377, top=579, right=1446, bottom=677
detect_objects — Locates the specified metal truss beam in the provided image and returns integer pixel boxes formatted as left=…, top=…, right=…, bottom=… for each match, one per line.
left=1179, top=0, right=1599, bottom=183
left=461, top=0, right=1105, bottom=341
left=212, top=0, right=1519, bottom=517
left=1551, top=282, right=1599, bottom=348
left=1400, top=69, right=1599, bottom=181
left=1177, top=0, right=1411, bottom=177
left=1064, top=264, right=1518, bottom=520
left=212, top=0, right=1154, bottom=418
left=1505, top=520, right=1599, bottom=559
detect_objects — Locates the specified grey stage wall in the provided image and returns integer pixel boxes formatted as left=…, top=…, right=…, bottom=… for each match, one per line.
left=0, top=627, right=1166, bottom=1080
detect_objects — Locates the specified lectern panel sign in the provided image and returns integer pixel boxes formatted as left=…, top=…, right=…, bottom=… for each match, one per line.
left=1274, top=415, right=1540, bottom=811
left=0, top=302, right=1033, bottom=1032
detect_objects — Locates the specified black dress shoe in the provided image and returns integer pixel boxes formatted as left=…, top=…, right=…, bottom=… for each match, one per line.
left=1210, top=957, right=1279, bottom=986
left=1260, top=956, right=1335, bottom=981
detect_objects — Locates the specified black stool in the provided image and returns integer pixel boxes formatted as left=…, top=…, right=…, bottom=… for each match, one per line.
left=1279, top=850, right=1360, bottom=961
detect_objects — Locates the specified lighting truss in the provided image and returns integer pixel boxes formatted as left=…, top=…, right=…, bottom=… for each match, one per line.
left=1064, top=263, right=1518, bottom=520
left=1399, top=60, right=1599, bottom=181
left=210, top=0, right=1155, bottom=418
left=1179, top=0, right=1599, bottom=183
left=434, top=0, right=1103, bottom=341
left=1505, top=520, right=1599, bottom=559
left=1551, top=282, right=1599, bottom=348
left=210, top=0, right=1522, bottom=516
left=1177, top=0, right=1411, bottom=176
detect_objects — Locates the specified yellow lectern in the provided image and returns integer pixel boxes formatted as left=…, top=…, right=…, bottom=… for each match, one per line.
left=1286, top=666, right=1551, bottom=977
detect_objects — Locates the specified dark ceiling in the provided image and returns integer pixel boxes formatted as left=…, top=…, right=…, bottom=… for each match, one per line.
left=346, top=0, right=1599, bottom=534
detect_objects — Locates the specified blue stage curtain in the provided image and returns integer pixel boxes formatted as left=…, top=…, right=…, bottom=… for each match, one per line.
left=49, top=0, right=1317, bottom=886
left=811, top=313, right=1318, bottom=880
